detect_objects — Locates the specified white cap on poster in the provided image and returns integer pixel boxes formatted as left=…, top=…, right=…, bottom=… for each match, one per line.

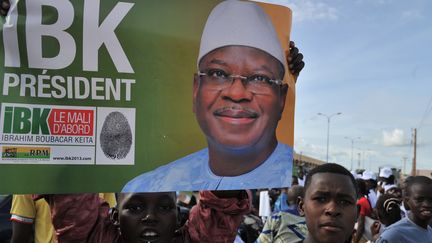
left=198, top=0, right=285, bottom=69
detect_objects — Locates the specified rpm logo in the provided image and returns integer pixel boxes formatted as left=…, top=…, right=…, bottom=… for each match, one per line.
left=2, top=146, right=50, bottom=160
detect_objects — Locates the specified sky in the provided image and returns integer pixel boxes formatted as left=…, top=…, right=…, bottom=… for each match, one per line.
left=260, top=0, right=432, bottom=174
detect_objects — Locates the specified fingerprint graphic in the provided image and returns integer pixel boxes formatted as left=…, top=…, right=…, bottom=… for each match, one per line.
left=100, top=111, right=132, bottom=159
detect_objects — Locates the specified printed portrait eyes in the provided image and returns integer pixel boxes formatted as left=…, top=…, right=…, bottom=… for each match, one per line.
left=204, top=69, right=274, bottom=85
left=248, top=74, right=272, bottom=84
left=207, top=69, right=228, bottom=79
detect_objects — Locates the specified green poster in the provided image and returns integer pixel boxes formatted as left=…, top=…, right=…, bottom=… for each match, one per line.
left=1, top=0, right=295, bottom=193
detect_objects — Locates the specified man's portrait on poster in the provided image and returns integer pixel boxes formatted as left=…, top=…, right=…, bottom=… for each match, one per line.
left=123, top=0, right=297, bottom=192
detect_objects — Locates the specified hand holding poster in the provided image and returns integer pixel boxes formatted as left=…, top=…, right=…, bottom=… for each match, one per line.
left=0, top=0, right=295, bottom=193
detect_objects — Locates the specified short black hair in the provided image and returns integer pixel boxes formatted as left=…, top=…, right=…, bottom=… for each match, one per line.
left=289, top=185, right=305, bottom=198
left=116, top=192, right=177, bottom=208
left=403, top=176, right=432, bottom=197
left=304, top=163, right=358, bottom=197
left=375, top=194, right=401, bottom=226
left=356, top=178, right=368, bottom=196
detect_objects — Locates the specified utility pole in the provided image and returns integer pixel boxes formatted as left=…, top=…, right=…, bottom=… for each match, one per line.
left=411, top=128, right=417, bottom=176
left=402, top=156, right=408, bottom=175
left=357, top=152, right=361, bottom=169
left=317, top=112, right=342, bottom=163
left=345, top=136, right=360, bottom=171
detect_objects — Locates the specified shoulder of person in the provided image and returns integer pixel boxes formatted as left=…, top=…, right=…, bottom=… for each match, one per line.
left=377, top=218, right=409, bottom=242
left=376, top=227, right=402, bottom=243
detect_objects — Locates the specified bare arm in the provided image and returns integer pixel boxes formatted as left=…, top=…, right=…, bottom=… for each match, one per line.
left=370, top=220, right=382, bottom=242
left=354, top=215, right=365, bottom=243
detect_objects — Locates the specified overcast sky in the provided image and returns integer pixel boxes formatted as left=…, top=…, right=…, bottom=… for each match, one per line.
left=260, top=0, right=432, bottom=174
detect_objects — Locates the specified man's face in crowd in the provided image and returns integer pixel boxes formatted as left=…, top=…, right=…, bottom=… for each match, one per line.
left=405, top=183, right=432, bottom=227
left=299, top=173, right=357, bottom=243
left=194, top=45, right=287, bottom=150
left=115, top=193, right=178, bottom=243
left=364, top=179, right=373, bottom=191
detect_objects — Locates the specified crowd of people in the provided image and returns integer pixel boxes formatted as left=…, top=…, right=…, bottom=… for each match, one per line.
left=5, top=164, right=432, bottom=242
left=240, top=165, right=432, bottom=243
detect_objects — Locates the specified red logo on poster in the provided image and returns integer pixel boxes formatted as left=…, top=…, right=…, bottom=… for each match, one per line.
left=48, top=109, right=94, bottom=136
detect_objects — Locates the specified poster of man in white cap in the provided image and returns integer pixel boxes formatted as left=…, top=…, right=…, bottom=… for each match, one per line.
left=123, top=0, right=295, bottom=192
left=0, top=0, right=297, bottom=193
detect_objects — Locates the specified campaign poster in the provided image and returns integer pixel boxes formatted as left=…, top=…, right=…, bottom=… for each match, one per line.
left=0, top=0, right=295, bottom=193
